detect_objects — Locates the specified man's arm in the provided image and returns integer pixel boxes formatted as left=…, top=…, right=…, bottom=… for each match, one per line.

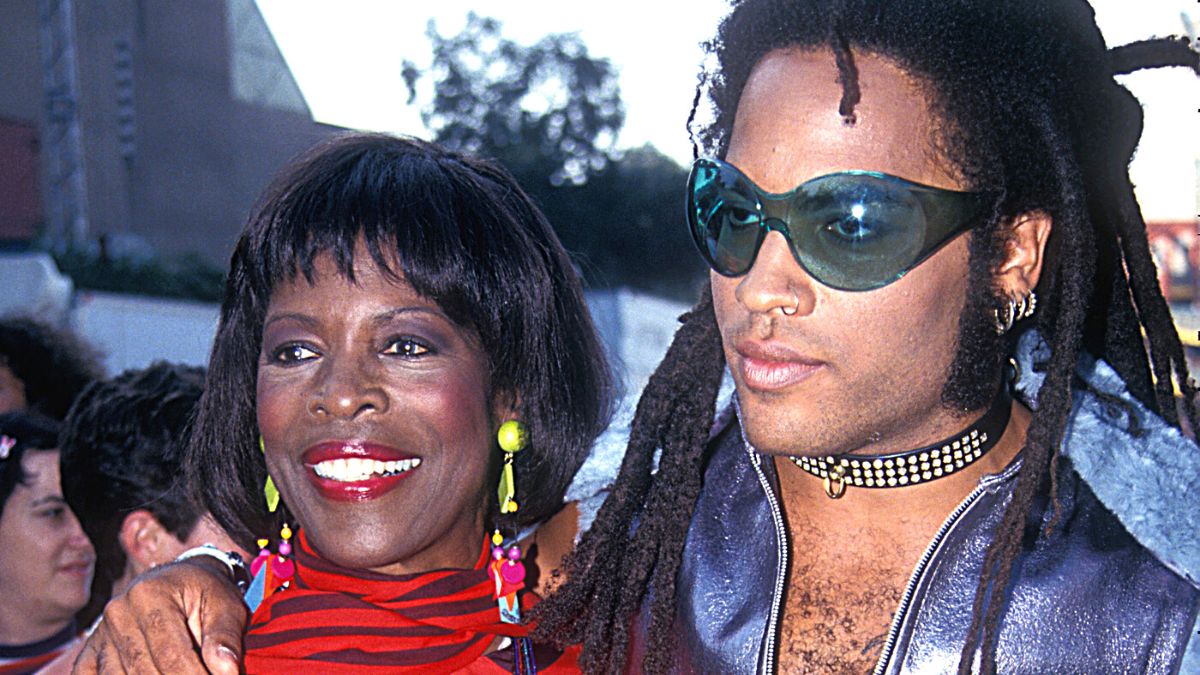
left=71, top=556, right=247, bottom=674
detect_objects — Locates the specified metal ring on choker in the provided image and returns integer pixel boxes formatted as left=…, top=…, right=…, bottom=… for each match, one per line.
left=788, top=387, right=1012, bottom=499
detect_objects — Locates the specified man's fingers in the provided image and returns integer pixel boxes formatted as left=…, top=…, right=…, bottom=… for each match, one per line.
left=200, top=639, right=243, bottom=675
left=71, top=628, right=107, bottom=674
left=71, top=558, right=247, bottom=674
left=195, top=589, right=249, bottom=675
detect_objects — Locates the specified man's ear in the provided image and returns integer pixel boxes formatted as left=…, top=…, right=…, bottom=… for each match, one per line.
left=117, top=510, right=174, bottom=575
left=993, top=211, right=1053, bottom=297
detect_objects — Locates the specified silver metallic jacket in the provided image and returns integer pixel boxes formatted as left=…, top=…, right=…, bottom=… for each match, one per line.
left=652, top=336, right=1200, bottom=673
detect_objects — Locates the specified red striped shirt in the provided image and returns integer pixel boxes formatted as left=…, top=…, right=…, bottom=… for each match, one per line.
left=244, top=530, right=579, bottom=674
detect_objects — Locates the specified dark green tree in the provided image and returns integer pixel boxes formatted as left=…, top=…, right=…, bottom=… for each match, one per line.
left=406, top=14, right=704, bottom=297
left=412, top=13, right=623, bottom=187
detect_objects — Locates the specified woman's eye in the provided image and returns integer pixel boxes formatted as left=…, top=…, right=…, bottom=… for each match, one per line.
left=273, top=344, right=318, bottom=363
left=37, top=507, right=65, bottom=520
left=383, top=338, right=431, bottom=358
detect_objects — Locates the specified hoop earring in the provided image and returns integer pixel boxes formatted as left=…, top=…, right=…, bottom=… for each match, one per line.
left=993, top=290, right=1036, bottom=335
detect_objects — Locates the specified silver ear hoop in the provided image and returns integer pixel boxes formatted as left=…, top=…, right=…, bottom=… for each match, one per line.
left=1018, top=290, right=1037, bottom=321
left=993, top=290, right=1037, bottom=335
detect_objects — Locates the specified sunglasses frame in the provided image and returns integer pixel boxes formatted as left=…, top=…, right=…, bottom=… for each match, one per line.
left=687, top=157, right=998, bottom=291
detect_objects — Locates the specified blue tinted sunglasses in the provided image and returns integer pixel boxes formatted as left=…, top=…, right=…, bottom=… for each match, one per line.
left=687, top=157, right=997, bottom=291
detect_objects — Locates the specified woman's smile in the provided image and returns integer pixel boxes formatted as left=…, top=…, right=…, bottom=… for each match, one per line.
left=302, top=440, right=423, bottom=501
left=256, top=246, right=503, bottom=575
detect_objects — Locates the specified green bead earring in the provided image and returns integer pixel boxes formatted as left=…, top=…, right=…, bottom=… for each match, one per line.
left=261, top=436, right=280, bottom=513
left=496, top=420, right=527, bottom=515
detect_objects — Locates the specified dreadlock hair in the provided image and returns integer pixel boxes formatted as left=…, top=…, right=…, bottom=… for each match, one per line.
left=534, top=1, right=1200, bottom=673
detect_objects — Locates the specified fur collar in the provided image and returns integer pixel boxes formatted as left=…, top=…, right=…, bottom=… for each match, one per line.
left=1012, top=331, right=1200, bottom=588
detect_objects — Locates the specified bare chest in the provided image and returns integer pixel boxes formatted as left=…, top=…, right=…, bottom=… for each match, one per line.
left=775, top=552, right=911, bottom=673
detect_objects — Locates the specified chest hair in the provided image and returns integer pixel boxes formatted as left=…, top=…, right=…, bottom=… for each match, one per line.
left=775, top=557, right=908, bottom=674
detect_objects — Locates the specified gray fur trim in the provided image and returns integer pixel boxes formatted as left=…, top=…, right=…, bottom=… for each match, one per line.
left=1013, top=331, right=1200, bottom=588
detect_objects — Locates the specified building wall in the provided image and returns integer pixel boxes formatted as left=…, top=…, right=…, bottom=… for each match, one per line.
left=0, top=118, right=41, bottom=241
left=0, top=0, right=337, bottom=263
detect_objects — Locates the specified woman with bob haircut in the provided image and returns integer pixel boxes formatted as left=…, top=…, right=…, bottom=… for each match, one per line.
left=79, top=132, right=613, bottom=673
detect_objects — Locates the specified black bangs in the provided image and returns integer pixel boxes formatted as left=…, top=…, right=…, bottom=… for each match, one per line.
left=244, top=136, right=503, bottom=338
left=189, top=133, right=613, bottom=550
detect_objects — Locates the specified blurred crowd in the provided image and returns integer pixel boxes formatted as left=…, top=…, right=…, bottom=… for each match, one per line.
left=0, top=315, right=241, bottom=673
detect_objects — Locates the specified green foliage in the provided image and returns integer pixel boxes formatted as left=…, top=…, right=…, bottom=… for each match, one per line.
left=53, top=248, right=225, bottom=303
left=408, top=14, right=705, bottom=298
left=415, top=13, right=624, bottom=187
left=525, top=145, right=706, bottom=299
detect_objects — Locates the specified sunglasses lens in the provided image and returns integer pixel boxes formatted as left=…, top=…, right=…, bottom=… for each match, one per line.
left=689, top=161, right=763, bottom=276
left=790, top=175, right=928, bottom=291
left=688, top=159, right=982, bottom=290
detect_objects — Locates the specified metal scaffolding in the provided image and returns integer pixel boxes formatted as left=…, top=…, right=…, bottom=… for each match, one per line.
left=38, top=0, right=89, bottom=249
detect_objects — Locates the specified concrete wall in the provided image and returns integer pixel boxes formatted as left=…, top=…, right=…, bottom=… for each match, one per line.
left=71, top=290, right=219, bottom=375
left=0, top=0, right=338, bottom=262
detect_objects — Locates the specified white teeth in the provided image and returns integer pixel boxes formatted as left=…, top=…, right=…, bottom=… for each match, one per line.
left=312, top=456, right=422, bottom=482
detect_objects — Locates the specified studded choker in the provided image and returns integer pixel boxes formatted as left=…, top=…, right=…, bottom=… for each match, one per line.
left=788, top=389, right=1012, bottom=499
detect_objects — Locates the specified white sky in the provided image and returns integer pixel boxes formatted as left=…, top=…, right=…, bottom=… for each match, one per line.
left=256, top=0, right=1197, bottom=221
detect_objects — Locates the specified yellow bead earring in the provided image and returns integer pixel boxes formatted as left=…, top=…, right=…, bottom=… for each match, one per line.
left=260, top=436, right=280, bottom=513
left=496, top=420, right=527, bottom=515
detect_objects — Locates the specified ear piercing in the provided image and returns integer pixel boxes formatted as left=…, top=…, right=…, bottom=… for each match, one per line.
left=993, top=290, right=1037, bottom=335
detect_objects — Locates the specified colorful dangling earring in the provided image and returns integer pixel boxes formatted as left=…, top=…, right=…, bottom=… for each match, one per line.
left=487, top=529, right=526, bottom=624
left=260, top=436, right=280, bottom=513
left=488, top=420, right=528, bottom=623
left=246, top=524, right=295, bottom=609
left=496, top=420, right=527, bottom=515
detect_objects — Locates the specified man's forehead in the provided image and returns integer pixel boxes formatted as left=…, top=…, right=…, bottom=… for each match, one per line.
left=728, top=48, right=957, bottom=191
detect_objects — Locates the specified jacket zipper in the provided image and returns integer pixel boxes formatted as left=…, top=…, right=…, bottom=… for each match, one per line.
left=747, top=450, right=788, bottom=675
left=870, top=462, right=1021, bottom=675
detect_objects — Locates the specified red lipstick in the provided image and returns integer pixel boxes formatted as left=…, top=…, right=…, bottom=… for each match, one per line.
left=301, top=441, right=421, bottom=502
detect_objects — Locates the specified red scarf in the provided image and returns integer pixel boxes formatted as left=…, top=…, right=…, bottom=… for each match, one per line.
left=244, top=531, right=579, bottom=674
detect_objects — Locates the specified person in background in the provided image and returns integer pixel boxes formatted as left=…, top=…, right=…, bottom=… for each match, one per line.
left=0, top=412, right=95, bottom=675
left=0, top=318, right=103, bottom=420
left=57, top=362, right=247, bottom=631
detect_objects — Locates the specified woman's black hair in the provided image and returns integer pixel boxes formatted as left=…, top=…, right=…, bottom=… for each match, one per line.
left=0, top=411, right=62, bottom=518
left=0, top=317, right=104, bottom=420
left=534, top=1, right=1199, bottom=673
left=186, top=133, right=614, bottom=549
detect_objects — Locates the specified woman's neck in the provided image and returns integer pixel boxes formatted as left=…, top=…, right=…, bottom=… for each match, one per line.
left=0, top=608, right=74, bottom=648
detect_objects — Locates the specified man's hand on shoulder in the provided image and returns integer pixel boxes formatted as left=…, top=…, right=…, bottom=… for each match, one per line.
left=72, top=556, right=247, bottom=674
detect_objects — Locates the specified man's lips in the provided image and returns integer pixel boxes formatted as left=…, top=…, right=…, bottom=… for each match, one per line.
left=734, top=340, right=825, bottom=391
left=301, top=441, right=421, bottom=502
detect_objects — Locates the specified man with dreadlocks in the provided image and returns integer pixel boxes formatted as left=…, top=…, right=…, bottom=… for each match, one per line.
left=63, top=1, right=1200, bottom=673
left=533, top=0, right=1200, bottom=673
